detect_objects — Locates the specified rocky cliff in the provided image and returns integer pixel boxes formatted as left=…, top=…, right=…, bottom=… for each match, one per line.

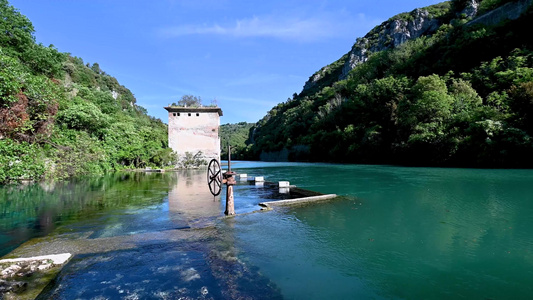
left=467, top=0, right=532, bottom=26
left=340, top=8, right=442, bottom=80
left=302, top=0, right=533, bottom=94
left=302, top=1, right=482, bottom=92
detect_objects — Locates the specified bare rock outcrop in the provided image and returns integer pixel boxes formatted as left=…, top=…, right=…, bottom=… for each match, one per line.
left=302, top=5, right=448, bottom=92
left=467, top=0, right=532, bottom=27
left=340, top=8, right=441, bottom=80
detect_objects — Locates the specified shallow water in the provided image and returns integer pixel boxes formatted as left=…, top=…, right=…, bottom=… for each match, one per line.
left=1, top=163, right=533, bottom=299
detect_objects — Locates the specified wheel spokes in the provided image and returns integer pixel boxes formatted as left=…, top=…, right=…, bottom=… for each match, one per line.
left=207, top=159, right=222, bottom=196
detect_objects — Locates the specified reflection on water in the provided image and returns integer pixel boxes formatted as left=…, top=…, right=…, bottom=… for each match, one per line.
left=0, top=172, right=178, bottom=257
left=2, top=169, right=282, bottom=299
left=2, top=163, right=533, bottom=299
left=168, top=170, right=222, bottom=226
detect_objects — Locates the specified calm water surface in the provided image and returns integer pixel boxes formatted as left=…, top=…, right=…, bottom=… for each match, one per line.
left=1, top=162, right=533, bottom=299
left=231, top=162, right=533, bottom=299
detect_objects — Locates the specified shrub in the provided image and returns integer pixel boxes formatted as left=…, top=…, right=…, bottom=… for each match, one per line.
left=56, top=100, right=109, bottom=136
left=0, top=139, right=45, bottom=183
left=179, top=151, right=207, bottom=168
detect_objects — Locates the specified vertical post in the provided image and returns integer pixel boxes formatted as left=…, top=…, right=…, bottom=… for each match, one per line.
left=224, top=145, right=235, bottom=216
left=228, top=145, right=232, bottom=173
left=225, top=185, right=235, bottom=215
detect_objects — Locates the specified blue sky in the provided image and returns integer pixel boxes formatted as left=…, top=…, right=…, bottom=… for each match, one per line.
left=11, top=0, right=445, bottom=124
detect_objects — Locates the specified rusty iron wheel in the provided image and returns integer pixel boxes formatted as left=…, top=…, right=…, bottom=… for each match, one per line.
left=207, top=159, right=222, bottom=196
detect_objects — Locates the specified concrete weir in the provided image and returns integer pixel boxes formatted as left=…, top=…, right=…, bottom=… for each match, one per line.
left=259, top=194, right=337, bottom=208
left=0, top=253, right=71, bottom=265
left=250, top=180, right=338, bottom=209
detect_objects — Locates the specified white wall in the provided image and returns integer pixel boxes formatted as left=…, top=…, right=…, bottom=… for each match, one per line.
left=168, top=110, right=220, bottom=161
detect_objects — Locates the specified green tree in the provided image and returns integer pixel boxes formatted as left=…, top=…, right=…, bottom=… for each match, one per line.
left=22, top=43, right=66, bottom=77
left=449, top=78, right=482, bottom=113
left=0, top=51, right=25, bottom=104
left=395, top=75, right=455, bottom=163
left=91, top=62, right=102, bottom=74
left=0, top=0, right=34, bottom=56
left=410, top=74, right=454, bottom=125
left=175, top=95, right=202, bottom=107
left=508, top=81, right=533, bottom=134
left=56, top=99, right=109, bottom=136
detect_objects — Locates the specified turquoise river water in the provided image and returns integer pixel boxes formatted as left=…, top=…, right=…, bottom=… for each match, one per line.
left=1, top=162, right=533, bottom=299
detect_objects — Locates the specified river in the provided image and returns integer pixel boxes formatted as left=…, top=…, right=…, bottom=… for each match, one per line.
left=1, top=162, right=533, bottom=299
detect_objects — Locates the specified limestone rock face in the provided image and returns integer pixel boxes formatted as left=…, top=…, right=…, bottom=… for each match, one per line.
left=391, top=9, right=440, bottom=46
left=302, top=6, right=444, bottom=92
left=461, top=0, right=480, bottom=18
left=302, top=65, right=331, bottom=91
left=340, top=8, right=440, bottom=80
left=467, top=0, right=533, bottom=27
left=341, top=39, right=369, bottom=80
left=301, top=0, right=533, bottom=93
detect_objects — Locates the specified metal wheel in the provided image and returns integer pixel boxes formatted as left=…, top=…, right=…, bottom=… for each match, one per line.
left=207, top=159, right=222, bottom=196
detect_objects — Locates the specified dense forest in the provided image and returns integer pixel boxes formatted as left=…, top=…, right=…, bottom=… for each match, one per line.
left=0, top=0, right=175, bottom=184
left=238, top=0, right=533, bottom=167
left=220, top=122, right=254, bottom=160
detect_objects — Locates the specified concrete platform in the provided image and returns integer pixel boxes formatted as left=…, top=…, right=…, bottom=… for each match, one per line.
left=259, top=194, right=337, bottom=208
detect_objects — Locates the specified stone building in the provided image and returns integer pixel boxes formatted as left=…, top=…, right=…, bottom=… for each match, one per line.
left=164, top=106, right=223, bottom=162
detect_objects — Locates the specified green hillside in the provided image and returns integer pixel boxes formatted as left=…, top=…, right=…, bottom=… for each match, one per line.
left=220, top=122, right=254, bottom=160
left=247, top=0, right=533, bottom=167
left=0, top=0, right=175, bottom=184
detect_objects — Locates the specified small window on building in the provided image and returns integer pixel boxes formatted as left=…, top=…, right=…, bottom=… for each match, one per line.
left=188, top=113, right=191, bottom=116
left=177, top=113, right=180, bottom=116
left=173, top=113, right=176, bottom=117
left=196, top=113, right=200, bottom=116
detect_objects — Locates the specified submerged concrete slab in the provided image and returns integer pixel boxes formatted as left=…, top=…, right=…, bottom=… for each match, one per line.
left=0, top=253, right=73, bottom=299
left=0, top=253, right=71, bottom=265
left=259, top=194, right=337, bottom=208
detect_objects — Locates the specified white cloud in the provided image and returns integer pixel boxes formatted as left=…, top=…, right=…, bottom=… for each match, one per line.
left=158, top=13, right=380, bottom=43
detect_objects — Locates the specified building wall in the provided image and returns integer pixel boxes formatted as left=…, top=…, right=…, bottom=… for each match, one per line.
left=167, top=110, right=220, bottom=161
